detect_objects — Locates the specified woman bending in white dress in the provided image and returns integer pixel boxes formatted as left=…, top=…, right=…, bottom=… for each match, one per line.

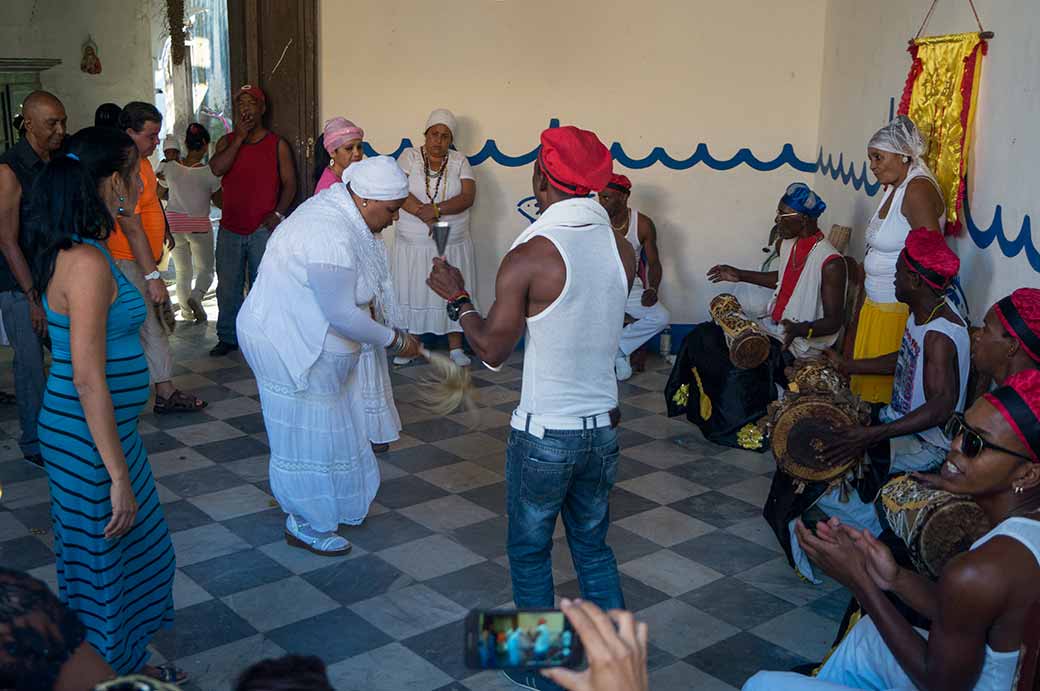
left=392, top=108, right=477, bottom=367
left=237, top=157, right=421, bottom=555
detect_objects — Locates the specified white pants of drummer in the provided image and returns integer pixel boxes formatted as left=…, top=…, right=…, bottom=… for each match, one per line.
left=618, top=280, right=670, bottom=356
left=743, top=616, right=918, bottom=691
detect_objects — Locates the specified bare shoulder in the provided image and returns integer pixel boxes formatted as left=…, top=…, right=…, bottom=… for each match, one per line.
left=62, top=242, right=111, bottom=276
left=507, top=235, right=561, bottom=266
left=941, top=536, right=1036, bottom=602
left=637, top=211, right=656, bottom=232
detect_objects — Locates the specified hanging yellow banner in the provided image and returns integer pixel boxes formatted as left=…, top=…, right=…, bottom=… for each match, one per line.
left=899, top=32, right=986, bottom=234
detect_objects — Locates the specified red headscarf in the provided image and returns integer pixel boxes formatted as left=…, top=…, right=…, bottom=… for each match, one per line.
left=538, top=126, right=612, bottom=196
left=984, top=369, right=1040, bottom=462
left=606, top=173, right=632, bottom=193
left=995, top=288, right=1040, bottom=363
left=901, top=228, right=960, bottom=290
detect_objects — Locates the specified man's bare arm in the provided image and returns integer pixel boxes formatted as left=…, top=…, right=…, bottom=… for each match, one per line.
left=0, top=165, right=32, bottom=293
left=454, top=245, right=534, bottom=367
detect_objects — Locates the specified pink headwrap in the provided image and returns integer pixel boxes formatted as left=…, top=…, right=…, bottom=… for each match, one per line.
left=323, top=117, right=364, bottom=155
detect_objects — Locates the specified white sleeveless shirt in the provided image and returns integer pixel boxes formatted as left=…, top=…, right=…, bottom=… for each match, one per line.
left=511, top=198, right=629, bottom=421
left=623, top=207, right=641, bottom=255
left=863, top=166, right=945, bottom=303
left=965, top=517, right=1040, bottom=691
left=882, top=306, right=970, bottom=449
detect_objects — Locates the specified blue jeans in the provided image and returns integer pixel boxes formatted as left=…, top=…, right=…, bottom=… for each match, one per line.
left=215, top=226, right=271, bottom=345
left=506, top=425, right=625, bottom=611
left=0, top=290, right=44, bottom=456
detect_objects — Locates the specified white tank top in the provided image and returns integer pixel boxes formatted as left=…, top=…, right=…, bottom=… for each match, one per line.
left=966, top=517, right=1040, bottom=691
left=883, top=307, right=970, bottom=449
left=863, top=168, right=945, bottom=304
left=623, top=207, right=640, bottom=255
left=516, top=201, right=629, bottom=418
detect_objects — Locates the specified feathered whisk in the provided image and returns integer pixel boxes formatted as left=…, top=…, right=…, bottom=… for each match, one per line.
left=415, top=348, right=477, bottom=416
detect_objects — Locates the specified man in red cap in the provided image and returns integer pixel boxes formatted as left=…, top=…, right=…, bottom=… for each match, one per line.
left=971, top=288, right=1040, bottom=400
left=428, top=126, right=636, bottom=682
left=745, top=368, right=1040, bottom=691
left=597, top=173, right=670, bottom=380
left=773, top=229, right=970, bottom=582
left=209, top=84, right=296, bottom=357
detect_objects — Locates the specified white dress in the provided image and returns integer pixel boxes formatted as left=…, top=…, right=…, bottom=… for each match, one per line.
left=236, top=187, right=385, bottom=532
left=392, top=147, right=478, bottom=335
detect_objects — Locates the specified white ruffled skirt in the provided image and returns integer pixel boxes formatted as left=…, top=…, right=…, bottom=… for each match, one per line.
left=392, top=220, right=478, bottom=335
left=352, top=344, right=401, bottom=444
left=238, top=316, right=380, bottom=533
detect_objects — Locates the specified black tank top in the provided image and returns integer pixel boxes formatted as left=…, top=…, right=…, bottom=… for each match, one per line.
left=0, top=137, right=46, bottom=292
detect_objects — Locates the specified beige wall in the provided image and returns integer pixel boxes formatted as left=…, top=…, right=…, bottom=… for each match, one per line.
left=815, top=0, right=1040, bottom=314
left=319, top=0, right=828, bottom=323
left=2, top=0, right=154, bottom=132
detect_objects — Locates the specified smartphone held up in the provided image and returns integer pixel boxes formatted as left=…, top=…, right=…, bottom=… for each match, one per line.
left=465, top=609, right=583, bottom=671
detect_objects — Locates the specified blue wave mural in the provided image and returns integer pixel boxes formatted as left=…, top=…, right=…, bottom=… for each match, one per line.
left=363, top=117, right=1035, bottom=270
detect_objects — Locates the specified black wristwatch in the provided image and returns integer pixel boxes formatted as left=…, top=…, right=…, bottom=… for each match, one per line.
left=446, top=295, right=472, bottom=322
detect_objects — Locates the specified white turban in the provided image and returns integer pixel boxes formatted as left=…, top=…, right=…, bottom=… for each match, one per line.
left=425, top=108, right=457, bottom=138
left=341, top=155, right=408, bottom=200
left=868, top=115, right=927, bottom=164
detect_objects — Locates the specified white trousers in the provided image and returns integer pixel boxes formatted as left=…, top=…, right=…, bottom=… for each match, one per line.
left=619, top=282, right=670, bottom=356
left=742, top=617, right=917, bottom=691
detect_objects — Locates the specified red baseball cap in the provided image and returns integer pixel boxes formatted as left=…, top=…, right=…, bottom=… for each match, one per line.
left=606, top=173, right=632, bottom=192
left=236, top=84, right=266, bottom=106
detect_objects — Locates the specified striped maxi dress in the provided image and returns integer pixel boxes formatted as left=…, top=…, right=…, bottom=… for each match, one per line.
left=38, top=238, right=176, bottom=673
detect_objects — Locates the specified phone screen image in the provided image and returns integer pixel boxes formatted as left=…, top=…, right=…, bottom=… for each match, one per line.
left=466, top=609, right=581, bottom=670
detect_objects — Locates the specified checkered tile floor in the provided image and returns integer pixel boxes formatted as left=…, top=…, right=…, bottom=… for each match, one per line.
left=0, top=302, right=851, bottom=691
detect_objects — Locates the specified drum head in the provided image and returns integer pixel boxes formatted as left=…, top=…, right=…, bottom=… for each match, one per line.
left=730, top=332, right=771, bottom=370
left=771, top=397, right=859, bottom=482
left=915, top=499, right=990, bottom=579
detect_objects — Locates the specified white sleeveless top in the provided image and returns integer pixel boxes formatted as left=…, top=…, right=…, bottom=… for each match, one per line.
left=760, top=235, right=845, bottom=359
left=512, top=198, right=629, bottom=419
left=863, top=167, right=945, bottom=303
left=965, top=517, right=1040, bottom=691
left=623, top=207, right=641, bottom=255
left=883, top=306, right=970, bottom=449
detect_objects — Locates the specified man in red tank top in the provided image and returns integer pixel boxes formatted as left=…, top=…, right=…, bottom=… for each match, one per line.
left=209, top=85, right=296, bottom=356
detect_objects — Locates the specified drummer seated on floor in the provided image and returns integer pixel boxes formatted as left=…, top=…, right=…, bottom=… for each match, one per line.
left=769, top=228, right=970, bottom=582
left=744, top=369, right=1040, bottom=691
left=665, top=182, right=846, bottom=447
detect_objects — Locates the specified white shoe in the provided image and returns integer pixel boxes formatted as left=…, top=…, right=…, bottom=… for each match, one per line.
left=615, top=353, right=632, bottom=381
left=393, top=356, right=414, bottom=366
left=449, top=348, right=472, bottom=367
left=284, top=515, right=352, bottom=556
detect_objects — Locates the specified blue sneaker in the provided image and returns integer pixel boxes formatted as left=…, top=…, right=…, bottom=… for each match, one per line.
left=501, top=669, right=564, bottom=691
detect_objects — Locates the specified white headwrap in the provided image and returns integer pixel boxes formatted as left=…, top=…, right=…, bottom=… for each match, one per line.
left=425, top=108, right=457, bottom=138
left=868, top=115, right=928, bottom=167
left=341, top=155, right=408, bottom=200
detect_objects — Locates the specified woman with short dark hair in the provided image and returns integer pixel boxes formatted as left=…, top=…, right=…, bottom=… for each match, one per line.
left=28, top=126, right=178, bottom=678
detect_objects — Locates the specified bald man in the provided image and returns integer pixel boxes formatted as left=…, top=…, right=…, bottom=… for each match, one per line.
left=0, top=90, right=67, bottom=466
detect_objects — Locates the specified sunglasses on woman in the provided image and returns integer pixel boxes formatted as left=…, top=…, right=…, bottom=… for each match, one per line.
left=944, top=413, right=1034, bottom=462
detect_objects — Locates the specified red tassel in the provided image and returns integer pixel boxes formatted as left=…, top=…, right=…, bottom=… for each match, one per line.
left=947, top=41, right=985, bottom=236
left=898, top=44, right=922, bottom=117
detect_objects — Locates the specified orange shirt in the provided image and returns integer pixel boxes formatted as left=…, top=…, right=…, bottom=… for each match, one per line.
left=108, top=158, right=166, bottom=262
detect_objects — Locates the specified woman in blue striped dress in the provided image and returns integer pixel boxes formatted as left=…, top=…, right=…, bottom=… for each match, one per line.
left=28, top=126, right=178, bottom=677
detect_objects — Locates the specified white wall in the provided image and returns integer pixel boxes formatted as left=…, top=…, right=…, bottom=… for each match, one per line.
left=814, top=0, right=1040, bottom=316
left=2, top=0, right=155, bottom=132
left=319, top=0, right=828, bottom=324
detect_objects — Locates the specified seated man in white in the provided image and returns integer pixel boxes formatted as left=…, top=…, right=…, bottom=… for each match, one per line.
left=597, top=173, right=670, bottom=380
left=744, top=368, right=1040, bottom=691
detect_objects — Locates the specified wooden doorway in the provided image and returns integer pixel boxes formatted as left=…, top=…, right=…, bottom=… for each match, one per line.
left=228, top=0, right=318, bottom=206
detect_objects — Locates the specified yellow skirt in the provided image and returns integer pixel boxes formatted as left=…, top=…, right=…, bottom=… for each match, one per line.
left=849, top=298, right=909, bottom=404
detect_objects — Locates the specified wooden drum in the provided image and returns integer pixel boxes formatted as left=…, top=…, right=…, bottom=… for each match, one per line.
left=709, top=293, right=771, bottom=370
left=760, top=360, right=870, bottom=487
left=880, top=475, right=990, bottom=580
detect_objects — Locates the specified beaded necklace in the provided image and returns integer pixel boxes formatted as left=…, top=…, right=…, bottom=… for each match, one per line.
left=421, top=147, right=449, bottom=203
